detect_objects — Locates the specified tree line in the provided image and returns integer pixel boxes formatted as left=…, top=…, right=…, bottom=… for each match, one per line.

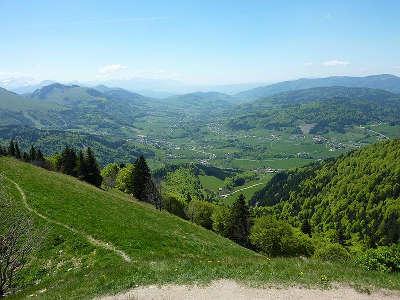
left=0, top=140, right=45, bottom=165
left=1, top=140, right=160, bottom=210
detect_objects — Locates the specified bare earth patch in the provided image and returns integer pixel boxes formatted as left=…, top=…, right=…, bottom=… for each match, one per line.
left=99, top=280, right=400, bottom=300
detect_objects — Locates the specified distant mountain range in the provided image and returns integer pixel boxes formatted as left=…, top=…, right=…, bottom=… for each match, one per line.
left=236, top=74, right=400, bottom=100
left=0, top=77, right=264, bottom=98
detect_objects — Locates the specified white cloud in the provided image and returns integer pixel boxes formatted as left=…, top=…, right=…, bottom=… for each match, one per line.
left=304, top=62, right=313, bottom=67
left=98, top=64, right=127, bottom=75
left=322, top=60, right=350, bottom=67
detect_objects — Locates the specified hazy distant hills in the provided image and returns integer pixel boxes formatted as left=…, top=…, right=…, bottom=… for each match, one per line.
left=1, top=74, right=400, bottom=139
left=236, top=74, right=400, bottom=100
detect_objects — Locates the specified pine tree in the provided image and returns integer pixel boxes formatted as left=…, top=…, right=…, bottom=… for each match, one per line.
left=60, top=146, right=77, bottom=176
left=76, top=150, right=87, bottom=180
left=229, top=194, right=250, bottom=246
left=83, top=147, right=102, bottom=187
left=35, top=149, right=44, bottom=161
left=133, top=155, right=151, bottom=201
left=301, top=219, right=312, bottom=236
left=14, top=142, right=21, bottom=159
left=8, top=140, right=15, bottom=157
left=22, top=152, right=30, bottom=162
left=29, top=146, right=36, bottom=161
left=335, top=220, right=346, bottom=245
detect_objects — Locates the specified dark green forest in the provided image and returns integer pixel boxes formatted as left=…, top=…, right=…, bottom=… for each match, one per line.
left=252, top=139, right=400, bottom=247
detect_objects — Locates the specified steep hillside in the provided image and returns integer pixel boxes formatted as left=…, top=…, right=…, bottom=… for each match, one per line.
left=252, top=139, right=400, bottom=247
left=237, top=74, right=400, bottom=100
left=229, top=87, right=400, bottom=133
left=1, top=157, right=398, bottom=298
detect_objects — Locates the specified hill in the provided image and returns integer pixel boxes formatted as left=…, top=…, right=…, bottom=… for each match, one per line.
left=228, top=86, right=400, bottom=133
left=2, top=83, right=157, bottom=136
left=251, top=139, right=400, bottom=247
left=161, top=92, right=237, bottom=114
left=236, top=74, right=400, bottom=100
left=0, top=87, right=61, bottom=127
left=1, top=157, right=399, bottom=298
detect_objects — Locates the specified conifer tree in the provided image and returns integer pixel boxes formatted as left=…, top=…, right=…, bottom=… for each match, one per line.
left=14, top=141, right=21, bottom=159
left=8, top=140, right=15, bottom=157
left=229, top=194, right=250, bottom=246
left=29, top=146, right=36, bottom=161
left=60, top=146, right=77, bottom=176
left=22, top=152, right=30, bottom=162
left=335, top=220, right=346, bottom=245
left=35, top=149, right=44, bottom=162
left=76, top=150, right=88, bottom=180
left=83, top=147, right=102, bottom=187
left=301, top=219, right=312, bottom=236
left=133, top=155, right=151, bottom=201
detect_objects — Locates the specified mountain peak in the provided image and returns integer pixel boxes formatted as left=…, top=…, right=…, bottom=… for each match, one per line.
left=31, top=83, right=80, bottom=99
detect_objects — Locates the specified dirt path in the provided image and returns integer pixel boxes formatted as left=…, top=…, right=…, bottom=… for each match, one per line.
left=99, top=279, right=400, bottom=300
left=1, top=174, right=131, bottom=263
left=221, top=182, right=264, bottom=198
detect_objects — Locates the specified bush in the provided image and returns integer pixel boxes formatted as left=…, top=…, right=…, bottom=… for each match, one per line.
left=186, top=200, right=215, bottom=229
left=292, top=229, right=315, bottom=256
left=212, top=205, right=232, bottom=237
left=355, top=244, right=400, bottom=272
left=249, top=216, right=313, bottom=256
left=115, top=164, right=135, bottom=193
left=162, top=195, right=187, bottom=219
left=101, top=163, right=120, bottom=189
left=313, top=243, right=351, bottom=262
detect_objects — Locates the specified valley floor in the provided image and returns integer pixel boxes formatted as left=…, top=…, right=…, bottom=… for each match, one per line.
left=99, top=280, right=400, bottom=300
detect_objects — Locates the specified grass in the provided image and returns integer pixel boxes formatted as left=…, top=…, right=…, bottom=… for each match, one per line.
left=199, top=175, right=224, bottom=192
left=1, top=157, right=400, bottom=299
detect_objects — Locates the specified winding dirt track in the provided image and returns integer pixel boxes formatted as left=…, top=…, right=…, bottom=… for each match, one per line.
left=1, top=174, right=131, bottom=263
left=99, top=279, right=400, bottom=300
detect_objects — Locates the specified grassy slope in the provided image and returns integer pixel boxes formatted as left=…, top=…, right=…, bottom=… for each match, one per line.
left=199, top=175, right=224, bottom=192
left=0, top=158, right=399, bottom=299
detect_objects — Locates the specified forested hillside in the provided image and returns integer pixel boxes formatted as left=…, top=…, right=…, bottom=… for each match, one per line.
left=252, top=139, right=400, bottom=247
left=229, top=87, right=400, bottom=133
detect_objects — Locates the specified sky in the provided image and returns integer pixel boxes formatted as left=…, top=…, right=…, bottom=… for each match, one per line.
left=1, top=0, right=400, bottom=85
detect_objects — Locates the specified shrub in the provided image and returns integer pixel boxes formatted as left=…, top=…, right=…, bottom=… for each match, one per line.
left=162, top=195, right=187, bottom=219
left=212, top=205, right=232, bottom=237
left=47, top=153, right=62, bottom=171
left=313, top=243, right=351, bottom=262
left=355, top=244, right=400, bottom=272
left=115, top=164, right=135, bottom=193
left=292, top=229, right=315, bottom=256
left=249, top=216, right=313, bottom=256
left=101, top=163, right=120, bottom=189
left=186, top=200, right=215, bottom=229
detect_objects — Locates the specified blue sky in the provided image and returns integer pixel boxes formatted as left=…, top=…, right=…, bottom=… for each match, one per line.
left=1, top=0, right=399, bottom=84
